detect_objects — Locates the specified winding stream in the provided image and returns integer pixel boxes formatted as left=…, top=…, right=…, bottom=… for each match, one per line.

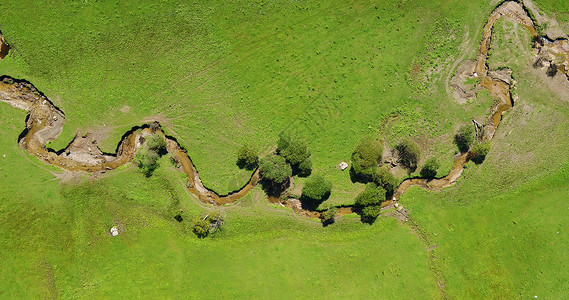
left=0, top=1, right=568, bottom=219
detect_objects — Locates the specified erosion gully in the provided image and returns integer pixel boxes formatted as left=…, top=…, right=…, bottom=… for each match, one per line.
left=0, top=1, right=567, bottom=220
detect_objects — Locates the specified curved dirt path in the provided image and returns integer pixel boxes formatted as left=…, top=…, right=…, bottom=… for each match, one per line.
left=0, top=1, right=567, bottom=219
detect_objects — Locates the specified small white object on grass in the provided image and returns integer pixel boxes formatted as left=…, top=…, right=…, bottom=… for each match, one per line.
left=110, top=227, right=119, bottom=237
left=338, top=161, right=348, bottom=171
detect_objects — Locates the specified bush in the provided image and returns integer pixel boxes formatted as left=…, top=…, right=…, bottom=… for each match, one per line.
left=277, top=133, right=311, bottom=166
left=192, top=218, right=210, bottom=238
left=297, top=158, right=312, bottom=177
left=259, top=154, right=292, bottom=184
left=361, top=205, right=382, bottom=224
left=321, top=207, right=338, bottom=225
left=355, top=183, right=386, bottom=208
left=135, top=147, right=160, bottom=177
left=351, top=137, right=383, bottom=182
left=236, top=144, right=258, bottom=170
left=301, top=175, right=332, bottom=209
left=372, top=166, right=398, bottom=193
left=395, top=139, right=420, bottom=171
left=471, top=141, right=492, bottom=164
left=455, top=125, right=475, bottom=153
left=146, top=135, right=167, bottom=154
left=191, top=211, right=225, bottom=238
left=135, top=134, right=167, bottom=177
left=420, top=157, right=440, bottom=178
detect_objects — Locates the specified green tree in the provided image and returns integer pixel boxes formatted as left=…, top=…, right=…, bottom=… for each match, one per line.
left=355, top=183, right=386, bottom=207
left=236, top=144, right=258, bottom=170
left=301, top=175, right=332, bottom=208
left=277, top=133, right=311, bottom=166
left=146, top=134, right=166, bottom=154
left=373, top=166, right=398, bottom=193
left=420, top=157, right=440, bottom=178
left=471, top=141, right=492, bottom=164
left=297, top=158, right=312, bottom=177
left=135, top=147, right=160, bottom=177
left=354, top=183, right=386, bottom=224
left=361, top=205, right=381, bottom=222
left=192, top=218, right=210, bottom=238
left=455, top=125, right=475, bottom=153
left=351, top=137, right=383, bottom=182
left=259, top=154, right=292, bottom=184
left=395, top=139, right=420, bottom=171
left=321, top=207, right=338, bottom=226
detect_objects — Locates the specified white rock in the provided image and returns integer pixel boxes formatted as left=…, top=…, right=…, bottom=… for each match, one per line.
left=110, top=227, right=119, bottom=237
left=339, top=161, right=348, bottom=171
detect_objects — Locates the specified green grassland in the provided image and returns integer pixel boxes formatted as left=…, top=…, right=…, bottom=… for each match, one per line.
left=2, top=0, right=569, bottom=298
left=0, top=103, right=438, bottom=298
left=0, top=0, right=492, bottom=199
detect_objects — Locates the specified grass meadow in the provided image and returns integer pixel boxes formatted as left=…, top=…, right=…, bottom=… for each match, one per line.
left=1, top=0, right=569, bottom=298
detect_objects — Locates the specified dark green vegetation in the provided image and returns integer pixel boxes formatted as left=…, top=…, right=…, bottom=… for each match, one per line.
left=236, top=144, right=258, bottom=171
left=395, top=139, right=421, bottom=171
left=355, top=183, right=387, bottom=224
left=134, top=135, right=166, bottom=177
left=2, top=0, right=569, bottom=298
left=350, top=137, right=383, bottom=182
left=277, top=133, right=312, bottom=176
left=259, top=154, right=292, bottom=185
left=321, top=207, right=338, bottom=225
left=420, top=157, right=440, bottom=178
left=301, top=175, right=332, bottom=209
left=454, top=124, right=476, bottom=153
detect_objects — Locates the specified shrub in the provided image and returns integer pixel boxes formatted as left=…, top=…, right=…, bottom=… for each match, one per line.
left=146, top=135, right=167, bottom=154
left=259, top=154, right=292, bottom=184
left=297, top=158, right=312, bottom=177
left=355, top=183, right=386, bottom=208
left=192, top=218, right=210, bottom=238
left=373, top=166, right=398, bottom=193
left=277, top=133, right=311, bottom=166
left=420, top=157, right=440, bottom=178
left=321, top=207, right=338, bottom=225
left=191, top=211, right=225, bottom=238
left=351, top=137, right=383, bottom=182
left=135, top=134, right=167, bottom=177
left=135, top=147, right=160, bottom=177
left=301, top=175, right=332, bottom=208
left=455, top=125, right=475, bottom=153
left=471, top=141, right=492, bottom=164
left=361, top=205, right=382, bottom=223
left=395, top=139, right=420, bottom=171
left=236, top=144, right=258, bottom=170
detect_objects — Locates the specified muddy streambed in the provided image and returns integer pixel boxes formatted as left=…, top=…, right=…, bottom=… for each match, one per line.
left=1, top=1, right=568, bottom=220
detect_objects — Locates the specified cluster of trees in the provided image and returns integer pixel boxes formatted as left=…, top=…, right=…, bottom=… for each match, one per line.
left=256, top=133, right=314, bottom=194
left=350, top=137, right=398, bottom=194
left=237, top=133, right=333, bottom=214
left=135, top=134, right=167, bottom=177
